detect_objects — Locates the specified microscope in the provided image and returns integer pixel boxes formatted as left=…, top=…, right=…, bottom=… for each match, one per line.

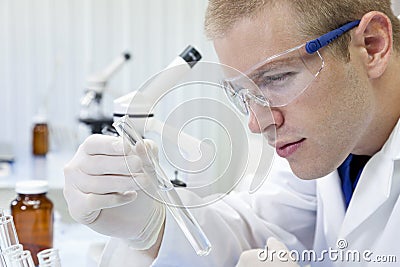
left=113, top=45, right=203, bottom=187
left=79, top=52, right=131, bottom=134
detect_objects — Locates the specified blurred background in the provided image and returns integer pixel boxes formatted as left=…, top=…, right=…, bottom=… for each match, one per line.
left=0, top=0, right=218, bottom=155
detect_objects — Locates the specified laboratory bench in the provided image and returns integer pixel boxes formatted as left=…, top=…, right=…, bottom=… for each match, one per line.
left=0, top=149, right=109, bottom=266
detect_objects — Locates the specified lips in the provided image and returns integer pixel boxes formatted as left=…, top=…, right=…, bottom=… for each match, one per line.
left=276, top=138, right=306, bottom=158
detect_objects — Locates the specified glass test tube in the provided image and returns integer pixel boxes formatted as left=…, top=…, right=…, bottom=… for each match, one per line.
left=0, top=209, right=5, bottom=267
left=1, top=213, right=20, bottom=267
left=37, top=248, right=61, bottom=267
left=2, top=244, right=23, bottom=267
left=113, top=115, right=211, bottom=256
left=0, top=254, right=5, bottom=267
left=8, top=250, right=35, bottom=267
left=0, top=253, right=4, bottom=267
left=0, top=214, right=4, bottom=267
left=0, top=215, right=19, bottom=252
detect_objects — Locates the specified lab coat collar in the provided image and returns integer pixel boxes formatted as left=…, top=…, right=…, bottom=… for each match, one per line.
left=339, top=118, right=400, bottom=238
left=384, top=118, right=400, bottom=160
left=316, top=172, right=346, bottom=248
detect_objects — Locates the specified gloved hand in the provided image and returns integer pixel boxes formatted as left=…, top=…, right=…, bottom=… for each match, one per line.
left=63, top=134, right=165, bottom=250
left=235, top=237, right=302, bottom=267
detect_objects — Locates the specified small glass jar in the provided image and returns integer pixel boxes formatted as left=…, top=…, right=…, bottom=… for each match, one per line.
left=10, top=180, right=54, bottom=266
left=32, top=116, right=49, bottom=156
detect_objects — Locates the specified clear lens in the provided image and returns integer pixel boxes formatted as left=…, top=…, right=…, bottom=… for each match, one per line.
left=222, top=81, right=249, bottom=115
left=223, top=44, right=324, bottom=112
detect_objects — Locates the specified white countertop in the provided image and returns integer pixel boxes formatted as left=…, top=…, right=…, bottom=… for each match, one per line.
left=0, top=148, right=73, bottom=189
left=0, top=149, right=109, bottom=266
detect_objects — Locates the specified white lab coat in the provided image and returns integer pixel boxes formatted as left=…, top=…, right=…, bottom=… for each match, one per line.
left=99, top=119, right=400, bottom=266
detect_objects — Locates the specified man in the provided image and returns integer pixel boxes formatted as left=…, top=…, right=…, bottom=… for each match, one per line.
left=64, top=0, right=400, bottom=266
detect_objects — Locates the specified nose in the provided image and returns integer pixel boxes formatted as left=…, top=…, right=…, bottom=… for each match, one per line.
left=248, top=106, right=284, bottom=133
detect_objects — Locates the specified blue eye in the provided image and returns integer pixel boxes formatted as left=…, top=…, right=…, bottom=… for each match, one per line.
left=267, top=73, right=289, bottom=81
left=265, top=72, right=294, bottom=83
left=257, top=72, right=297, bottom=90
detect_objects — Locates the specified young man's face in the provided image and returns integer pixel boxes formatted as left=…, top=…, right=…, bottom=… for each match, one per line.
left=214, top=4, right=375, bottom=179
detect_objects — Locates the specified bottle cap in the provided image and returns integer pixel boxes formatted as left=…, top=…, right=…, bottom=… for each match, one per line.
left=33, top=115, right=47, bottom=124
left=15, top=180, right=49, bottom=194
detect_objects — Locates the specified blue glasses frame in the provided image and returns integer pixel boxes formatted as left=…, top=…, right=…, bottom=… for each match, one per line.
left=305, top=20, right=360, bottom=53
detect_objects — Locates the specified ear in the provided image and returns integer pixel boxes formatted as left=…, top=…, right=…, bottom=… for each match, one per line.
left=351, top=11, right=393, bottom=79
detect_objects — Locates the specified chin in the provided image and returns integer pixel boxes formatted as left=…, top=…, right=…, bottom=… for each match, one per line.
left=288, top=161, right=333, bottom=180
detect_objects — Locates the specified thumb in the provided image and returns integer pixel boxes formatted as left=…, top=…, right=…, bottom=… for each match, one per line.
left=265, top=237, right=300, bottom=266
left=266, top=237, right=290, bottom=251
left=88, top=191, right=139, bottom=210
left=136, top=139, right=159, bottom=172
left=70, top=191, right=138, bottom=225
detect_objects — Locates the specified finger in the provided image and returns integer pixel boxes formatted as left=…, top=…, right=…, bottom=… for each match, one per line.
left=79, top=154, right=143, bottom=175
left=135, top=140, right=158, bottom=170
left=266, top=237, right=299, bottom=265
left=63, top=185, right=137, bottom=224
left=135, top=141, right=165, bottom=190
left=64, top=162, right=139, bottom=193
left=130, top=173, right=153, bottom=191
left=76, top=173, right=153, bottom=194
left=266, top=237, right=290, bottom=251
left=144, top=139, right=159, bottom=155
left=75, top=173, right=142, bottom=194
left=85, top=191, right=138, bottom=210
left=65, top=163, right=152, bottom=194
left=81, top=134, right=133, bottom=156
left=69, top=191, right=137, bottom=224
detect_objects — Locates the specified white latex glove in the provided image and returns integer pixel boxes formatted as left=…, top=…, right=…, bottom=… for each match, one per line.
left=235, top=237, right=302, bottom=267
left=63, top=134, right=165, bottom=250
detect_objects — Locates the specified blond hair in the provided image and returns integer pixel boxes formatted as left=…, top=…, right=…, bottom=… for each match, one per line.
left=204, top=0, right=400, bottom=59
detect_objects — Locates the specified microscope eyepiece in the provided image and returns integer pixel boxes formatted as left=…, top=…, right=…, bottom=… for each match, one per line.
left=123, top=53, right=131, bottom=60
left=179, top=45, right=202, bottom=68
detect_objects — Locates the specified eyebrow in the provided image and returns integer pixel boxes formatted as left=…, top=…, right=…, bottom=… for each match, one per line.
left=247, top=57, right=300, bottom=81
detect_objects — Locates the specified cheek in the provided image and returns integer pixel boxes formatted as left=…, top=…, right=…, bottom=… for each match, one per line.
left=286, top=65, right=373, bottom=178
left=307, top=66, right=373, bottom=150
left=300, top=63, right=369, bottom=136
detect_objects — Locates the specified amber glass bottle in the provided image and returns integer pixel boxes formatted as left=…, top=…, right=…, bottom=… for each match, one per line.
left=32, top=116, right=49, bottom=156
left=10, top=180, right=54, bottom=266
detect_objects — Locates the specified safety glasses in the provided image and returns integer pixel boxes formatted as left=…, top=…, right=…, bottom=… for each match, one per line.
left=223, top=20, right=360, bottom=115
